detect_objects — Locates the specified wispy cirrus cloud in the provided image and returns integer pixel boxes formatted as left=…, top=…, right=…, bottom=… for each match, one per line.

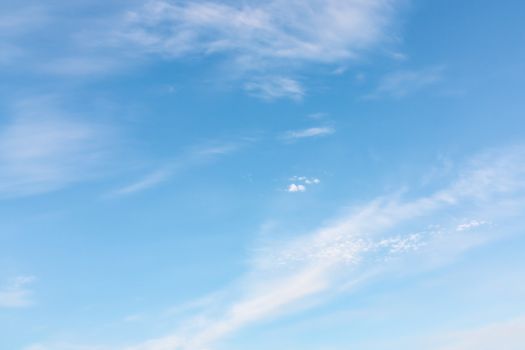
left=106, top=0, right=402, bottom=99
left=0, top=275, right=36, bottom=308
left=23, top=146, right=525, bottom=349
left=0, top=99, right=114, bottom=198
left=367, top=66, right=444, bottom=98
left=104, top=145, right=525, bottom=350
left=282, top=126, right=335, bottom=141
left=244, top=76, right=305, bottom=101
left=1, top=1, right=404, bottom=99
left=109, top=141, right=249, bottom=197
left=117, top=0, right=399, bottom=67
left=110, top=169, right=172, bottom=197
left=456, top=219, right=488, bottom=232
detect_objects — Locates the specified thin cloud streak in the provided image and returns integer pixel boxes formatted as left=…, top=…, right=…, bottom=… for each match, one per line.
left=282, top=126, right=335, bottom=141
left=366, top=66, right=444, bottom=99
left=22, top=145, right=525, bottom=349
left=121, top=145, right=525, bottom=350
left=110, top=169, right=171, bottom=197
left=0, top=102, right=114, bottom=198
left=109, top=141, right=249, bottom=197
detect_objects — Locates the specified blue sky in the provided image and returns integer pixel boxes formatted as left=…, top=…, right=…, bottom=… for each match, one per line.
left=1, top=1, right=525, bottom=349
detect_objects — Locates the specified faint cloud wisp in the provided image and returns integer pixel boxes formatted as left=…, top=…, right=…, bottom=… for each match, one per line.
left=0, top=276, right=36, bottom=308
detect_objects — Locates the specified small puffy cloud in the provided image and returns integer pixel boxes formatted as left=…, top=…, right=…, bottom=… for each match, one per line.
left=287, top=176, right=321, bottom=192
left=288, top=184, right=306, bottom=193
left=291, top=176, right=321, bottom=185
left=305, top=178, right=320, bottom=185
left=24, top=145, right=525, bottom=350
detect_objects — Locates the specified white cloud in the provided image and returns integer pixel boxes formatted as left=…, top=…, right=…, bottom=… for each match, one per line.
left=376, top=233, right=426, bottom=254
left=121, top=146, right=525, bottom=350
left=283, top=126, right=335, bottom=140
left=292, top=176, right=321, bottom=185
left=104, top=0, right=401, bottom=99
left=288, top=184, right=306, bottom=193
left=0, top=103, right=113, bottom=198
left=118, top=0, right=398, bottom=67
left=27, top=146, right=525, bottom=350
left=1, top=1, right=403, bottom=98
left=456, top=219, right=487, bottom=232
left=0, top=275, right=36, bottom=308
left=244, top=76, right=305, bottom=101
left=287, top=176, right=321, bottom=192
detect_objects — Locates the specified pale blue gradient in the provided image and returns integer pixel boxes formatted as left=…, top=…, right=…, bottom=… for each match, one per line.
left=0, top=1, right=524, bottom=349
